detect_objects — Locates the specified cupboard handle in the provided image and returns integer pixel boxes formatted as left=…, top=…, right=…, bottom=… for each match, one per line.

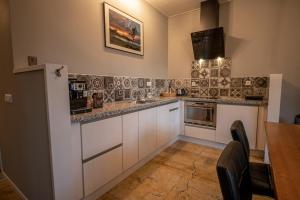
left=83, top=143, right=122, bottom=163
left=169, top=108, right=179, bottom=112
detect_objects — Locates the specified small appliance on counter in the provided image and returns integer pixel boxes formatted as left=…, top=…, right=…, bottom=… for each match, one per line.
left=176, top=88, right=186, bottom=96
left=69, top=79, right=92, bottom=115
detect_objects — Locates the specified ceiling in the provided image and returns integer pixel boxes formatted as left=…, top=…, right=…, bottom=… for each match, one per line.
left=145, top=0, right=202, bottom=17
left=145, top=0, right=231, bottom=17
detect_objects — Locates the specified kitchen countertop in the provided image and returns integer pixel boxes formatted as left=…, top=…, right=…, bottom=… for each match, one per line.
left=71, top=96, right=268, bottom=123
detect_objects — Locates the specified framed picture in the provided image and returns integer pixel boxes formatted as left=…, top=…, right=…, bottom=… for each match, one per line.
left=104, top=3, right=144, bottom=56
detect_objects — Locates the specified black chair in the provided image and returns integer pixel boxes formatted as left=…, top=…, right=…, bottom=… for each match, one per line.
left=216, top=141, right=252, bottom=200
left=295, top=114, right=300, bottom=124
left=230, top=120, right=274, bottom=197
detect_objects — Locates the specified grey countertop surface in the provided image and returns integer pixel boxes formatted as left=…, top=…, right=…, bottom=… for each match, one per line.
left=71, top=96, right=268, bottom=123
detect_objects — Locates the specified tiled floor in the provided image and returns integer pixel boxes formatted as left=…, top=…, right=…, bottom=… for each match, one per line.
left=98, top=141, right=272, bottom=200
left=0, top=141, right=272, bottom=200
left=0, top=173, right=23, bottom=200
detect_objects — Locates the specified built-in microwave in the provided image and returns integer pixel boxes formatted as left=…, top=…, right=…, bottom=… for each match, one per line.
left=184, top=101, right=217, bottom=128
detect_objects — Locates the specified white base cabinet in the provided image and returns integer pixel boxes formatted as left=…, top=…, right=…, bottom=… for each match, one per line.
left=123, top=112, right=139, bottom=170
left=83, top=147, right=122, bottom=196
left=138, top=107, right=158, bottom=160
left=216, top=104, right=258, bottom=149
left=185, top=125, right=216, bottom=141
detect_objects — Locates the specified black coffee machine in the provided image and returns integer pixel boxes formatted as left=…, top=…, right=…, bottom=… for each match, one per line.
left=69, top=79, right=92, bottom=115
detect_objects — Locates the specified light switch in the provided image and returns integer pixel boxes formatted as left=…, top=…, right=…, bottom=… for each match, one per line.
left=146, top=81, right=152, bottom=87
left=4, top=94, right=13, bottom=103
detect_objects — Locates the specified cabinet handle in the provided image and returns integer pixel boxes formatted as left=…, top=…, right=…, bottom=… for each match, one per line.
left=169, top=107, right=179, bottom=112
left=83, top=143, right=122, bottom=163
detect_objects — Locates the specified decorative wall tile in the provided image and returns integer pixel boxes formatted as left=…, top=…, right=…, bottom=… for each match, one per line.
left=130, top=78, right=138, bottom=89
left=123, top=77, right=131, bottom=89
left=191, top=70, right=200, bottom=79
left=91, top=76, right=104, bottom=90
left=220, top=89, right=229, bottom=97
left=218, top=77, right=231, bottom=88
left=192, top=61, right=200, bottom=70
left=114, top=77, right=123, bottom=90
left=201, top=60, right=209, bottom=68
left=210, top=59, right=219, bottom=68
left=183, top=79, right=191, bottom=88
left=115, top=90, right=124, bottom=101
left=155, top=79, right=165, bottom=88
left=144, top=78, right=151, bottom=88
left=138, top=78, right=145, bottom=88
left=254, top=88, right=267, bottom=96
left=210, top=68, right=219, bottom=78
left=200, top=88, right=209, bottom=97
left=138, top=89, right=146, bottom=99
left=254, top=77, right=268, bottom=88
left=230, top=88, right=242, bottom=98
left=191, top=88, right=200, bottom=94
left=242, top=88, right=254, bottom=96
left=191, top=79, right=200, bottom=88
left=220, top=66, right=231, bottom=78
left=231, top=78, right=243, bottom=88
left=221, top=57, right=232, bottom=67
left=199, top=79, right=209, bottom=88
left=104, top=90, right=115, bottom=103
left=199, top=68, right=210, bottom=79
left=104, top=76, right=114, bottom=90
left=124, top=89, right=131, bottom=100
left=209, top=88, right=219, bottom=97
left=210, top=78, right=219, bottom=88
left=242, top=77, right=254, bottom=88
left=175, top=79, right=183, bottom=89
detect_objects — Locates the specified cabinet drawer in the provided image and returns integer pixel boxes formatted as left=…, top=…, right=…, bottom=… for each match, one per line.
left=83, top=146, right=123, bottom=196
left=185, top=125, right=216, bottom=141
left=81, top=116, right=122, bottom=160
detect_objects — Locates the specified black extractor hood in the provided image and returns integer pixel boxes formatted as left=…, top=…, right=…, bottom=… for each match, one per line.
left=191, top=0, right=225, bottom=60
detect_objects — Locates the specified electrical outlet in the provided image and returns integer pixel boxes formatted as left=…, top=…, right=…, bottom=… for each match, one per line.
left=245, top=80, right=252, bottom=86
left=4, top=94, right=13, bottom=104
left=146, top=81, right=152, bottom=87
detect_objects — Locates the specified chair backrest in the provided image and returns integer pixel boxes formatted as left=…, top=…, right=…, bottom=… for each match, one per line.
left=216, top=141, right=252, bottom=200
left=230, top=120, right=250, bottom=159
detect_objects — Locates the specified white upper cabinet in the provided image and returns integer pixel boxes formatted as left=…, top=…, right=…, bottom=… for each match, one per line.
left=81, top=116, right=122, bottom=160
left=122, top=112, right=139, bottom=170
left=216, top=104, right=258, bottom=149
left=138, top=107, right=158, bottom=160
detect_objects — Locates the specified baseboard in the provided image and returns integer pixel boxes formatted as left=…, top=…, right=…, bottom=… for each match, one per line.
left=85, top=137, right=178, bottom=200
left=178, top=135, right=226, bottom=149
left=2, top=171, right=28, bottom=200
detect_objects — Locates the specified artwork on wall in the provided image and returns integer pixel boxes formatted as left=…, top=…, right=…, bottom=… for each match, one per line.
left=103, top=3, right=144, bottom=56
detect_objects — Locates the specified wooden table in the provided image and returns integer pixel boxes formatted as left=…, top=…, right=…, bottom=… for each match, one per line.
left=265, top=122, right=300, bottom=200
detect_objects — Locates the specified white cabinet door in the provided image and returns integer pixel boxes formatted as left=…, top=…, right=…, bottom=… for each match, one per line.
left=83, top=146, right=122, bottom=196
left=139, top=107, right=157, bottom=160
left=169, top=105, right=180, bottom=139
left=81, top=116, right=122, bottom=160
left=185, top=125, right=216, bottom=141
left=123, top=112, right=139, bottom=170
left=157, top=104, right=171, bottom=147
left=216, top=104, right=258, bottom=149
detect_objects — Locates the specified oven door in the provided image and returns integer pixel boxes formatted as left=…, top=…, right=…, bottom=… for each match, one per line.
left=184, top=102, right=216, bottom=127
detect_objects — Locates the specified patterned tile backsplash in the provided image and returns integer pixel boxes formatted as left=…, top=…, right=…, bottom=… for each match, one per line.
left=69, top=58, right=269, bottom=103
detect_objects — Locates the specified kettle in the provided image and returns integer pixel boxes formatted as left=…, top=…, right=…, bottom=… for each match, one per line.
left=176, top=88, right=186, bottom=96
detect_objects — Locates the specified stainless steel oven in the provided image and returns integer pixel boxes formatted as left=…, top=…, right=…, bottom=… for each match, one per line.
left=184, top=101, right=217, bottom=128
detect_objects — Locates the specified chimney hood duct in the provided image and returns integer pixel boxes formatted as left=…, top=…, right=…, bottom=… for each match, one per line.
left=191, top=0, right=225, bottom=60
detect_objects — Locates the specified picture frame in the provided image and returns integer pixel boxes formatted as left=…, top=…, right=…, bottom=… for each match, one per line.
left=103, top=3, right=144, bottom=56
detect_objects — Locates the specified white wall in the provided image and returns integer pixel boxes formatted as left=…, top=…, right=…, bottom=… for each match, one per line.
left=168, top=10, right=200, bottom=79
left=168, top=0, right=300, bottom=123
left=9, top=0, right=168, bottom=78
